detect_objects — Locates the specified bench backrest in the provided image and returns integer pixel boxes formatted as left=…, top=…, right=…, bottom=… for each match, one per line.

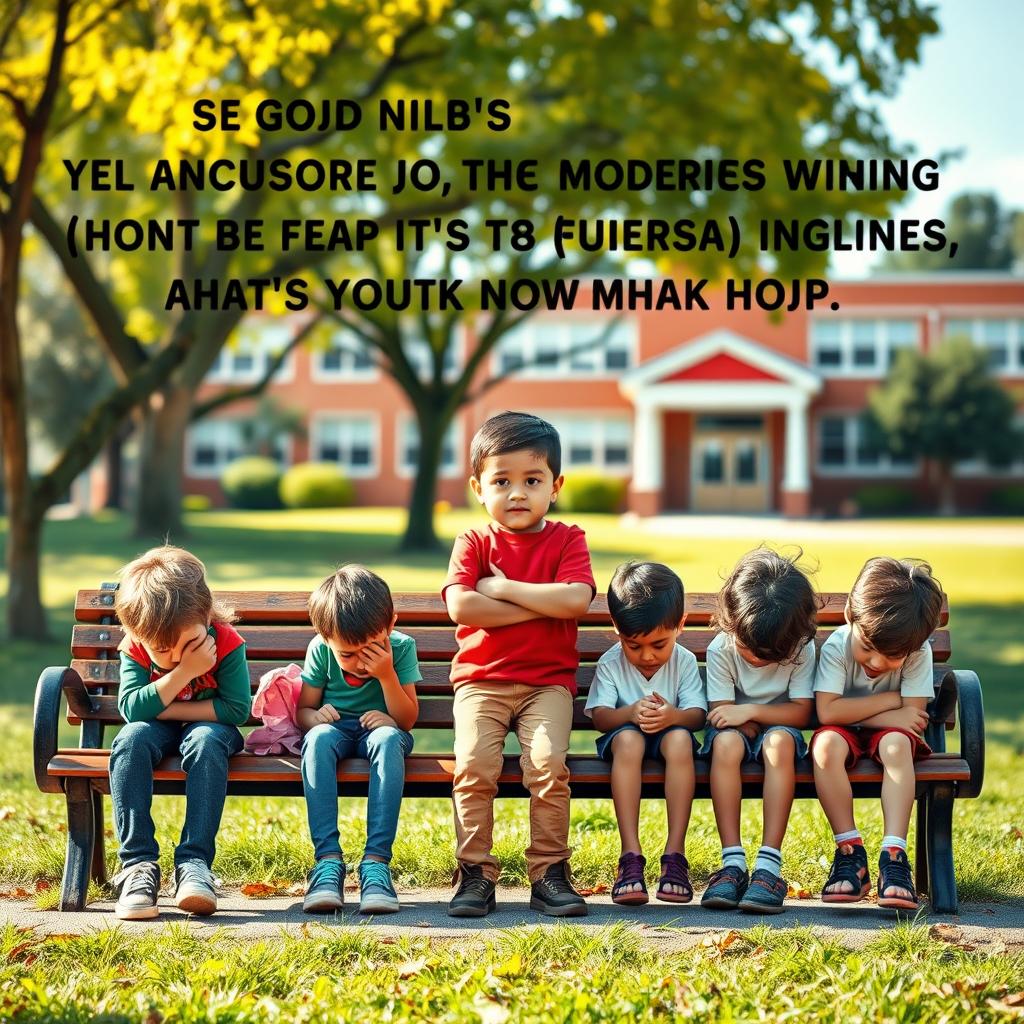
left=67, top=589, right=952, bottom=733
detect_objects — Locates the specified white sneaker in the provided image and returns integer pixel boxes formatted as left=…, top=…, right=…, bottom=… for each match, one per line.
left=112, top=861, right=161, bottom=920
left=173, top=860, right=218, bottom=915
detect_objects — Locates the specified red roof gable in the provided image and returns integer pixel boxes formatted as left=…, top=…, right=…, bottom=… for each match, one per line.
left=659, top=352, right=783, bottom=383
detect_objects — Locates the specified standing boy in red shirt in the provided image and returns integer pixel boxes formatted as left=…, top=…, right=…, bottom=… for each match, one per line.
left=443, top=412, right=596, bottom=918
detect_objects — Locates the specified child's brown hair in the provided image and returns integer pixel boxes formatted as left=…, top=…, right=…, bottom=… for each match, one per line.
left=308, top=565, right=394, bottom=645
left=847, top=557, right=944, bottom=657
left=714, top=547, right=818, bottom=664
left=116, top=546, right=233, bottom=647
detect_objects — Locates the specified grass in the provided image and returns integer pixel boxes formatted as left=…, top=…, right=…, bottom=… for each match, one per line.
left=1, top=921, right=1023, bottom=1021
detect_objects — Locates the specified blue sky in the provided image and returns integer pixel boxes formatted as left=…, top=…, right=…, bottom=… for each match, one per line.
left=832, top=0, right=1023, bottom=277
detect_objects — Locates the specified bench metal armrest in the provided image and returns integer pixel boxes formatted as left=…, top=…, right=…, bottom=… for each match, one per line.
left=947, top=668, right=985, bottom=798
left=33, top=666, right=88, bottom=793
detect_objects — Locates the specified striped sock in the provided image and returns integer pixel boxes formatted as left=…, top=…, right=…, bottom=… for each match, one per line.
left=754, top=846, right=783, bottom=876
left=722, top=846, right=747, bottom=871
left=834, top=829, right=863, bottom=848
left=882, top=835, right=907, bottom=855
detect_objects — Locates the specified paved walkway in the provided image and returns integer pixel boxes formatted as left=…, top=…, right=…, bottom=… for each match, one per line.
left=3, top=888, right=1022, bottom=953
left=630, top=514, right=1024, bottom=547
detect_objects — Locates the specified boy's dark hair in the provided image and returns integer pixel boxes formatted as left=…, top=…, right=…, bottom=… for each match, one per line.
left=308, top=565, right=394, bottom=645
left=470, top=411, right=561, bottom=479
left=848, top=557, right=944, bottom=657
left=608, top=561, right=686, bottom=637
left=714, top=547, right=818, bottom=664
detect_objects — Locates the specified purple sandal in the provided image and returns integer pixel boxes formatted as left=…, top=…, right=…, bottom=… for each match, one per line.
left=612, top=852, right=648, bottom=905
left=657, top=852, right=693, bottom=903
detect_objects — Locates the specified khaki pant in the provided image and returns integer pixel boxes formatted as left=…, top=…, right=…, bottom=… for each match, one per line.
left=452, top=681, right=574, bottom=883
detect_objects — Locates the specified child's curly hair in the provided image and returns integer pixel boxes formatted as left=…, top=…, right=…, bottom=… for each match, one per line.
left=847, top=557, right=944, bottom=657
left=714, top=547, right=818, bottom=664
left=116, top=546, right=234, bottom=647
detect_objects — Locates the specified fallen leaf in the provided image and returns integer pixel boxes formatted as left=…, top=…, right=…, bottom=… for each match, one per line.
left=34, top=880, right=52, bottom=893
left=700, top=930, right=744, bottom=956
left=6, top=941, right=42, bottom=962
left=398, top=957, right=428, bottom=979
left=786, top=884, right=813, bottom=899
left=1006, top=993, right=1024, bottom=1007
left=380, top=937, right=397, bottom=945
left=577, top=884, right=610, bottom=897
left=415, top=921, right=433, bottom=928
left=929, top=923, right=965, bottom=944
left=241, top=882, right=283, bottom=899
left=0, top=888, right=32, bottom=901
left=986, top=998, right=1024, bottom=1017
left=0, top=807, right=16, bottom=821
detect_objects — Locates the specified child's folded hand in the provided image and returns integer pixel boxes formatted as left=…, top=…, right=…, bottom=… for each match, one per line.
left=896, top=704, right=929, bottom=736
left=638, top=701, right=673, bottom=733
left=360, top=710, right=398, bottom=731
left=314, top=704, right=341, bottom=725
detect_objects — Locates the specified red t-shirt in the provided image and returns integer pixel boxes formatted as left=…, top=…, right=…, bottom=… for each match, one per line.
left=441, top=520, right=596, bottom=694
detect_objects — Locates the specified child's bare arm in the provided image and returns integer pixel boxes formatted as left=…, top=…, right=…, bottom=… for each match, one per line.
left=475, top=577, right=593, bottom=619
left=855, top=696, right=929, bottom=735
left=591, top=701, right=645, bottom=732
left=815, top=689, right=902, bottom=726
left=445, top=584, right=545, bottom=627
left=745, top=697, right=813, bottom=729
left=297, top=683, right=338, bottom=732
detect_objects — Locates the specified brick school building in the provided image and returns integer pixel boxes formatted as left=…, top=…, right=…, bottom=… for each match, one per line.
left=183, top=273, right=1024, bottom=517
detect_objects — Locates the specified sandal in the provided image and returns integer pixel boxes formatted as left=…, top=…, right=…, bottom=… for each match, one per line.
left=821, top=843, right=871, bottom=904
left=612, top=851, right=648, bottom=905
left=877, top=848, right=918, bottom=910
left=656, top=852, right=693, bottom=903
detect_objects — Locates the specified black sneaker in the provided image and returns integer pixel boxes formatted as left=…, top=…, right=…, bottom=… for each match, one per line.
left=530, top=861, right=588, bottom=917
left=448, top=863, right=496, bottom=918
left=877, top=848, right=918, bottom=910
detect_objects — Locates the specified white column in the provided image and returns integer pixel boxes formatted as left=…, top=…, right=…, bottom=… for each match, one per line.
left=632, top=398, right=663, bottom=492
left=782, top=396, right=810, bottom=493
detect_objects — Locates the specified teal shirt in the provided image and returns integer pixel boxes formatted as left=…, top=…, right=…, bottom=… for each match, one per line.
left=301, top=630, right=421, bottom=716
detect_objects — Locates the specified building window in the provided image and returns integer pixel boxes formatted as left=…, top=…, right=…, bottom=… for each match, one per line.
left=187, top=419, right=291, bottom=478
left=493, top=318, right=637, bottom=378
left=533, top=414, right=633, bottom=473
left=943, top=318, right=1024, bottom=375
left=313, top=330, right=376, bottom=380
left=311, top=416, right=377, bottom=476
left=810, top=319, right=920, bottom=376
left=206, top=323, right=296, bottom=384
left=955, top=414, right=1024, bottom=476
left=816, top=414, right=915, bottom=476
left=397, top=416, right=461, bottom=478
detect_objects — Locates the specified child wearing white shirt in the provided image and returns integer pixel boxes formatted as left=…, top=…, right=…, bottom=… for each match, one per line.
left=811, top=557, right=944, bottom=911
left=700, top=548, right=817, bottom=915
left=585, top=562, right=707, bottom=906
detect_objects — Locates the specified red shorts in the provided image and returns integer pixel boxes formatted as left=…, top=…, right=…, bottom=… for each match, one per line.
left=810, top=725, right=931, bottom=768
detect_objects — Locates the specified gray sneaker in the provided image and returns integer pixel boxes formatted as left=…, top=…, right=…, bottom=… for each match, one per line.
left=303, top=858, right=345, bottom=914
left=112, top=861, right=161, bottom=920
left=173, top=860, right=218, bottom=915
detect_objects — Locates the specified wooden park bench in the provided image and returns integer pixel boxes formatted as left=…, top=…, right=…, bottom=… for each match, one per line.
left=33, top=586, right=984, bottom=914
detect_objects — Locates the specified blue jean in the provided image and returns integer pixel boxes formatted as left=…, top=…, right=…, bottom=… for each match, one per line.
left=301, top=717, right=414, bottom=862
left=108, top=719, right=244, bottom=869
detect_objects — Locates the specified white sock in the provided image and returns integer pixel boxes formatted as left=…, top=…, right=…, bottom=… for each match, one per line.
left=882, top=835, right=907, bottom=853
left=834, top=829, right=862, bottom=846
left=754, top=845, right=783, bottom=876
left=722, top=846, right=747, bottom=871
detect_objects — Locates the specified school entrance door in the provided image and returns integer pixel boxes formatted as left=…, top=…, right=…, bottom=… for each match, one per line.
left=691, top=415, right=771, bottom=513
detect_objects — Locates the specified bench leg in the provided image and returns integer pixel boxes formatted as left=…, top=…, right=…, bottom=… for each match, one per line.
left=915, top=797, right=929, bottom=895
left=91, top=791, right=106, bottom=886
left=60, top=779, right=95, bottom=911
left=925, top=783, right=958, bottom=915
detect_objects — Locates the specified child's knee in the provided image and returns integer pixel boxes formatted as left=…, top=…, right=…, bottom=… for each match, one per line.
left=877, top=732, right=913, bottom=765
left=611, top=729, right=646, bottom=761
left=761, top=729, right=795, bottom=763
left=712, top=730, right=746, bottom=763
left=301, top=722, right=339, bottom=760
left=812, top=732, right=849, bottom=771
left=659, top=729, right=694, bottom=762
left=110, top=721, right=159, bottom=764
left=365, top=726, right=406, bottom=760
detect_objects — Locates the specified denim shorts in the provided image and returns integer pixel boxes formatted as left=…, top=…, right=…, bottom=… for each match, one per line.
left=596, top=723, right=698, bottom=762
left=698, top=724, right=808, bottom=763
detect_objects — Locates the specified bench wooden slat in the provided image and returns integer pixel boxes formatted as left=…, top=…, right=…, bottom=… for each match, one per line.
left=45, top=750, right=972, bottom=786
left=79, top=590, right=950, bottom=627
left=69, top=624, right=953, bottom=663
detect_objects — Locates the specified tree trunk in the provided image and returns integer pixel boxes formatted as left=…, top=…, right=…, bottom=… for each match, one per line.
left=133, top=384, right=193, bottom=540
left=5, top=500, right=49, bottom=639
left=399, top=408, right=446, bottom=552
left=936, top=460, right=957, bottom=516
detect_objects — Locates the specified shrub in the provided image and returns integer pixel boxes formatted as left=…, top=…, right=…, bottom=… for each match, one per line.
left=182, top=494, right=213, bottom=513
left=279, top=462, right=355, bottom=508
left=852, top=483, right=918, bottom=516
left=220, top=457, right=283, bottom=510
left=557, top=472, right=628, bottom=514
left=988, top=484, right=1024, bottom=515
